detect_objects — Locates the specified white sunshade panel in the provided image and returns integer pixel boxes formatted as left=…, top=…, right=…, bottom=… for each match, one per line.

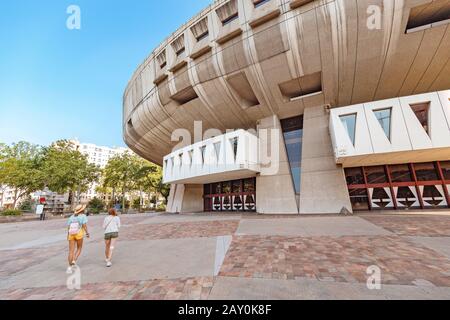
left=330, top=90, right=450, bottom=162
left=400, top=92, right=450, bottom=149
left=330, top=104, right=374, bottom=157
left=162, top=130, right=259, bottom=184
left=363, top=98, right=412, bottom=154
left=438, top=90, right=450, bottom=132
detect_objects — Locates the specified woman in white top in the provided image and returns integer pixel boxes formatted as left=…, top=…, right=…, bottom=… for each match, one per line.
left=103, top=208, right=121, bottom=267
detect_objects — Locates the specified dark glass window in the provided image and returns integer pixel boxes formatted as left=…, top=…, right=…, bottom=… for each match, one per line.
left=440, top=161, right=450, bottom=180
left=345, top=167, right=364, bottom=185
left=410, top=103, right=430, bottom=134
left=365, top=166, right=388, bottom=184
left=232, top=180, right=241, bottom=193
left=243, top=178, right=255, bottom=192
left=281, top=116, right=303, bottom=195
left=349, top=189, right=370, bottom=211
left=222, top=181, right=231, bottom=194
left=212, top=182, right=221, bottom=194
left=414, top=162, right=439, bottom=181
left=203, top=184, right=211, bottom=195
left=389, top=164, right=413, bottom=182
left=230, top=137, right=238, bottom=161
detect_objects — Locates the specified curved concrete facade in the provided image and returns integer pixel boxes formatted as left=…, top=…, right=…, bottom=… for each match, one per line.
left=124, top=0, right=450, bottom=214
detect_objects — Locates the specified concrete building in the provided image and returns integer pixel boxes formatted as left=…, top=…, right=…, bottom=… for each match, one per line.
left=0, top=186, right=16, bottom=209
left=72, top=140, right=130, bottom=203
left=123, top=0, right=450, bottom=214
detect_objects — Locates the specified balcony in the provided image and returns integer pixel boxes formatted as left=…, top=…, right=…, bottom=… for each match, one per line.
left=329, top=90, right=450, bottom=167
left=163, top=130, right=259, bottom=184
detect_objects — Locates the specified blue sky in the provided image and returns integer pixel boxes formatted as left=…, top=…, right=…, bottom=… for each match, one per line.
left=0, top=0, right=211, bottom=148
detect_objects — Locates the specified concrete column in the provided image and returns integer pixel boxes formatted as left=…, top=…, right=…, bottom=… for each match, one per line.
left=299, top=106, right=352, bottom=214
left=181, top=184, right=204, bottom=213
left=256, top=115, right=299, bottom=214
left=166, top=184, right=203, bottom=213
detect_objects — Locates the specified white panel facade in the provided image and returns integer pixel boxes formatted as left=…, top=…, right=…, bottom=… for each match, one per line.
left=330, top=90, right=450, bottom=164
left=163, top=130, right=259, bottom=184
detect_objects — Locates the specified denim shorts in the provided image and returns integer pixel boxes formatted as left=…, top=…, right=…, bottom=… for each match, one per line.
left=104, top=232, right=119, bottom=240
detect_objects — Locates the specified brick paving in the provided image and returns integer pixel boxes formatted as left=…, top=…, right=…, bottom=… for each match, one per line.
left=119, top=220, right=240, bottom=240
left=0, top=277, right=214, bottom=300
left=1, top=213, right=450, bottom=299
left=362, top=215, right=450, bottom=237
left=0, top=246, right=64, bottom=277
left=219, top=235, right=450, bottom=287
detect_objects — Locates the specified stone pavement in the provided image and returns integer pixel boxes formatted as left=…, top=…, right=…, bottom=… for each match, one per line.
left=1, top=212, right=450, bottom=300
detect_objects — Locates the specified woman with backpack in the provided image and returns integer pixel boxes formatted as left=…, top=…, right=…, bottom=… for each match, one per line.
left=66, top=204, right=90, bottom=273
left=103, top=208, right=121, bottom=267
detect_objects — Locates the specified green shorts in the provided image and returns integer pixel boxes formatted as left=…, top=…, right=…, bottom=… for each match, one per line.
left=104, top=232, right=119, bottom=240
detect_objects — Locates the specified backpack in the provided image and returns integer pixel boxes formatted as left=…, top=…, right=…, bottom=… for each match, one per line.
left=69, top=217, right=81, bottom=235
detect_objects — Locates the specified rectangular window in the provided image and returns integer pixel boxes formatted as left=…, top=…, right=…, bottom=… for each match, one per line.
left=278, top=72, right=322, bottom=101
left=345, top=167, right=364, bottom=185
left=222, top=181, right=232, bottom=194
left=243, top=178, right=255, bottom=192
left=281, top=116, right=304, bottom=195
left=232, top=180, right=241, bottom=193
left=389, top=164, right=413, bottom=183
left=414, top=162, right=439, bottom=181
left=212, top=182, right=221, bottom=194
left=441, top=161, right=450, bottom=180
left=349, top=189, right=370, bottom=211
left=365, top=166, right=388, bottom=184
left=254, top=0, right=271, bottom=8
left=406, top=2, right=450, bottom=33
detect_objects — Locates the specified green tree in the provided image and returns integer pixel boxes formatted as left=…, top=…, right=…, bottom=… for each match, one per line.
left=41, top=140, right=100, bottom=206
left=0, top=142, right=46, bottom=208
left=103, top=153, right=138, bottom=213
left=103, top=153, right=162, bottom=212
left=140, top=165, right=170, bottom=204
left=87, top=197, right=105, bottom=214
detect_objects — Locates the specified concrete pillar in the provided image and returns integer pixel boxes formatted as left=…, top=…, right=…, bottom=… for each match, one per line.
left=166, top=184, right=203, bottom=213
left=256, top=115, right=299, bottom=214
left=299, top=106, right=352, bottom=214
left=181, top=184, right=204, bottom=213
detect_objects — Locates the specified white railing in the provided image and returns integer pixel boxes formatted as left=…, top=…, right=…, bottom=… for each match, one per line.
left=163, top=129, right=259, bottom=184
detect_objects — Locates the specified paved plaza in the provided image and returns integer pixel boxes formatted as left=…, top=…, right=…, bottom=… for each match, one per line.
left=1, top=212, right=450, bottom=300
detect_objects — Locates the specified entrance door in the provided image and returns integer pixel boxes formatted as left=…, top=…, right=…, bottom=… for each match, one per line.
left=203, top=178, right=256, bottom=212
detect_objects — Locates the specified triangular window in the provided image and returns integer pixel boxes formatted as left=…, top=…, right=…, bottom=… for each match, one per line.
left=188, top=150, right=193, bottom=167
left=214, top=142, right=221, bottom=162
left=339, top=113, right=357, bottom=146
left=200, top=146, right=206, bottom=164
left=178, top=153, right=183, bottom=167
left=410, top=102, right=430, bottom=135
left=230, top=137, right=238, bottom=161
left=373, top=108, right=392, bottom=141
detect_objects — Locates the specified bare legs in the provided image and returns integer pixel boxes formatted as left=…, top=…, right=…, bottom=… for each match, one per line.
left=105, top=239, right=111, bottom=260
left=68, top=240, right=76, bottom=266
left=104, top=238, right=117, bottom=261
left=75, top=239, right=84, bottom=262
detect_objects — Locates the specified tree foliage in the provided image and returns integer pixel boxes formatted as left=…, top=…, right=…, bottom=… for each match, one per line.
left=0, top=142, right=46, bottom=208
left=41, top=140, right=100, bottom=204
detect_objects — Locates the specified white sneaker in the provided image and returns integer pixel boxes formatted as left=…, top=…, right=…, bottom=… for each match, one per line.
left=106, top=261, right=112, bottom=267
left=66, top=266, right=73, bottom=274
